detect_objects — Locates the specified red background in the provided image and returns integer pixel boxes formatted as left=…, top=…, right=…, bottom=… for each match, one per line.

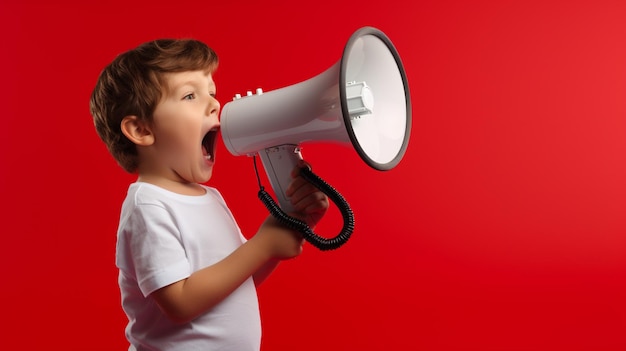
left=1, top=0, right=625, bottom=350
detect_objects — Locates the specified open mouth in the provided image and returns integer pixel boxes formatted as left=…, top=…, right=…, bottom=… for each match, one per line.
left=202, top=128, right=218, bottom=161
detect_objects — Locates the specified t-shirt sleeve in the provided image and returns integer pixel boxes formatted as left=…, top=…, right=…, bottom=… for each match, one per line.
left=118, top=202, right=192, bottom=297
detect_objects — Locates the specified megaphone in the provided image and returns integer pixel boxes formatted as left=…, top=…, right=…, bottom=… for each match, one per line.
left=221, top=26, right=411, bottom=250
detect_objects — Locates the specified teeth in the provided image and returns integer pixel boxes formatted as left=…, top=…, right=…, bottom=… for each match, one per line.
left=205, top=155, right=212, bottom=160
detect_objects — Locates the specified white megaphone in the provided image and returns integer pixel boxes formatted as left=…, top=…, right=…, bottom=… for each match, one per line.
left=220, top=26, right=411, bottom=250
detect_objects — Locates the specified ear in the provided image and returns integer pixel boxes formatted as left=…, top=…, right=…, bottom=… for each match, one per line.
left=121, top=115, right=154, bottom=146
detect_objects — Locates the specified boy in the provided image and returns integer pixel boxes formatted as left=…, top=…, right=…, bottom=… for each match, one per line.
left=90, top=39, right=328, bottom=350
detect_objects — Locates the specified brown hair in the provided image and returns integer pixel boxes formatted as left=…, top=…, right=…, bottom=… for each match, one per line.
left=90, top=39, right=218, bottom=173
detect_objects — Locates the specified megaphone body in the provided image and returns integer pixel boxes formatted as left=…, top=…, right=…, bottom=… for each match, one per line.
left=220, top=26, right=411, bottom=246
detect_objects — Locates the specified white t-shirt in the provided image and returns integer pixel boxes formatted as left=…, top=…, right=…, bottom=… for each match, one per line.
left=116, top=182, right=261, bottom=351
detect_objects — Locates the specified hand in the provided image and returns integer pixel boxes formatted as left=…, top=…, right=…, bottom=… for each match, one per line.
left=285, top=162, right=329, bottom=228
left=256, top=216, right=304, bottom=260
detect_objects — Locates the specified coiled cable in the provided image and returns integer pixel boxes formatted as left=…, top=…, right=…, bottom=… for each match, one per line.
left=253, top=156, right=355, bottom=251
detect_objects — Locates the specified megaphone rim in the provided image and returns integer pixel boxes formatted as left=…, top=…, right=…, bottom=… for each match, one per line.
left=339, top=26, right=412, bottom=171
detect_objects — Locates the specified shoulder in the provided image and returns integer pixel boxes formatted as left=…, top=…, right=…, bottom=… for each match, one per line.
left=118, top=183, right=175, bottom=228
left=127, top=182, right=175, bottom=204
left=120, top=183, right=231, bottom=219
left=126, top=182, right=212, bottom=206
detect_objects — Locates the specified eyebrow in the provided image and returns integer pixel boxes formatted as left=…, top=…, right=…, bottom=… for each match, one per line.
left=162, top=72, right=215, bottom=97
left=169, top=78, right=215, bottom=92
left=169, top=79, right=196, bottom=91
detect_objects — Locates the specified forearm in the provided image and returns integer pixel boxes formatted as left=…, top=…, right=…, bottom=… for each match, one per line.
left=151, top=216, right=302, bottom=323
left=151, top=234, right=272, bottom=323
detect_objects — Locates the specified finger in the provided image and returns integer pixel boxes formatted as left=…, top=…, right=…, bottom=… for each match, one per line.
left=291, top=161, right=311, bottom=178
left=288, top=180, right=319, bottom=203
left=285, top=175, right=311, bottom=196
left=291, top=191, right=329, bottom=213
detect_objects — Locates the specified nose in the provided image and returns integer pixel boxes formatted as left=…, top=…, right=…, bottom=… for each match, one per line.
left=206, top=95, right=220, bottom=117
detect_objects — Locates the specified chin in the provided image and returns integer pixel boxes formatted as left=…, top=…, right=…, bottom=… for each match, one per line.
left=184, top=169, right=212, bottom=185
left=199, top=170, right=213, bottom=184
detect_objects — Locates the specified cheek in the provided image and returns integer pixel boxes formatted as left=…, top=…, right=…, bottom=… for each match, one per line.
left=171, top=129, right=201, bottom=153
left=152, top=106, right=204, bottom=154
left=158, top=119, right=200, bottom=144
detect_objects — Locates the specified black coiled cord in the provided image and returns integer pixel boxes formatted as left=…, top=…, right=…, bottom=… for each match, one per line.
left=254, top=157, right=355, bottom=251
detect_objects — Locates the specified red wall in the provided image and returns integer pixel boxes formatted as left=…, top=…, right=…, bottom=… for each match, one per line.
left=1, top=0, right=625, bottom=350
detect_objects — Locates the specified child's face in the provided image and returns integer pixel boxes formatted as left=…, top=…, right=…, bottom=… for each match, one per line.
left=149, top=70, right=220, bottom=185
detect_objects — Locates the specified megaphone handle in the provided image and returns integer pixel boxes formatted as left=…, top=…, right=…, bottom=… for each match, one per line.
left=258, top=145, right=303, bottom=213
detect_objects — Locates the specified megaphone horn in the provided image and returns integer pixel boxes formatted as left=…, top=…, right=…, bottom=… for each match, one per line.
left=220, top=26, right=411, bottom=250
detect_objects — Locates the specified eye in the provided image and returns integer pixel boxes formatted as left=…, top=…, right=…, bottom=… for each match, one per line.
left=209, top=92, right=217, bottom=98
left=183, top=93, right=195, bottom=100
